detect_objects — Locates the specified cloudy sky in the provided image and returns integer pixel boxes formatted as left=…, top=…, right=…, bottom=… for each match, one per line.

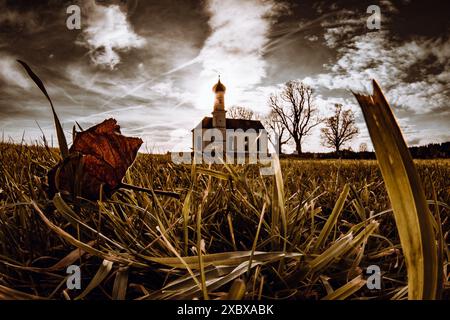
left=0, top=0, right=449, bottom=153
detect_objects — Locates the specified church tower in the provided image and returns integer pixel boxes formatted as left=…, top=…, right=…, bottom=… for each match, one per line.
left=212, top=77, right=226, bottom=128
left=212, top=77, right=227, bottom=153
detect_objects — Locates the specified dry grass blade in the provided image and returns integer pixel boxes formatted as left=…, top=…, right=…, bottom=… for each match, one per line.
left=309, top=233, right=353, bottom=273
left=53, top=194, right=125, bottom=250
left=203, top=261, right=261, bottom=296
left=315, top=184, right=350, bottom=250
left=226, top=279, right=246, bottom=300
left=182, top=189, right=192, bottom=256
left=147, top=251, right=301, bottom=269
left=149, top=265, right=234, bottom=299
left=168, top=261, right=263, bottom=300
left=247, top=204, right=266, bottom=275
left=156, top=225, right=202, bottom=291
left=0, top=285, right=47, bottom=300
left=350, top=185, right=366, bottom=221
left=271, top=154, right=287, bottom=252
left=196, top=205, right=209, bottom=300
left=17, top=60, right=68, bottom=158
left=120, top=183, right=180, bottom=199
left=112, top=266, right=129, bottom=300
left=0, top=240, right=95, bottom=273
left=44, top=241, right=95, bottom=272
left=30, top=200, right=144, bottom=267
left=227, top=214, right=237, bottom=251
left=321, top=275, right=366, bottom=300
left=196, top=167, right=230, bottom=180
left=75, top=259, right=113, bottom=300
left=343, top=220, right=379, bottom=257
left=431, top=180, right=444, bottom=299
left=353, top=80, right=438, bottom=299
left=391, top=286, right=409, bottom=300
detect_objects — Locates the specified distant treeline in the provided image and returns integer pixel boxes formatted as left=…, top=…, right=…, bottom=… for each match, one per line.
left=281, top=142, right=450, bottom=159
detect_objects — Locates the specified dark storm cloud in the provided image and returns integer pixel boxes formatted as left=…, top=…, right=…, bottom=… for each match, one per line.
left=0, top=0, right=448, bottom=152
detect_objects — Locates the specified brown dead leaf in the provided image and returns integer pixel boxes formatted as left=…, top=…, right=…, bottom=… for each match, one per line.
left=48, top=118, right=143, bottom=200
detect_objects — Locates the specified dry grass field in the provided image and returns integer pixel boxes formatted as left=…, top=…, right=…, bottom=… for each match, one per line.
left=0, top=142, right=448, bottom=300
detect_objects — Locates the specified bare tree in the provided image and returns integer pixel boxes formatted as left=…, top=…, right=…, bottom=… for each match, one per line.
left=359, top=142, right=368, bottom=153
left=228, top=106, right=255, bottom=120
left=269, top=80, right=320, bottom=154
left=321, top=104, right=359, bottom=153
left=262, top=110, right=290, bottom=153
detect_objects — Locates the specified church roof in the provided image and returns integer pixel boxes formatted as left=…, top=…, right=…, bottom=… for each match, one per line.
left=193, top=117, right=265, bottom=131
left=212, top=79, right=226, bottom=92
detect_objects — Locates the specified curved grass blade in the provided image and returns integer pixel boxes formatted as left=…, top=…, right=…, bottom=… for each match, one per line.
left=44, top=240, right=96, bottom=272
left=315, top=184, right=350, bottom=251
left=226, top=279, right=246, bottom=300
left=0, top=285, right=47, bottom=300
left=165, top=258, right=277, bottom=300
left=148, top=265, right=234, bottom=299
left=31, top=200, right=146, bottom=267
left=391, top=286, right=408, bottom=300
left=119, top=183, right=180, bottom=199
left=53, top=193, right=126, bottom=250
left=112, top=266, right=129, bottom=300
left=17, top=60, right=68, bottom=158
left=75, top=259, right=113, bottom=300
left=321, top=275, right=366, bottom=300
left=146, top=251, right=302, bottom=269
left=309, top=233, right=353, bottom=274
left=353, top=80, right=438, bottom=300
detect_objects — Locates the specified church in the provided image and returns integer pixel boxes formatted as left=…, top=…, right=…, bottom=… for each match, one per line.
left=192, top=78, right=268, bottom=160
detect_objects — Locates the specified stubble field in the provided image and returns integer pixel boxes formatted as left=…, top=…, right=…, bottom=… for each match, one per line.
left=0, top=142, right=449, bottom=300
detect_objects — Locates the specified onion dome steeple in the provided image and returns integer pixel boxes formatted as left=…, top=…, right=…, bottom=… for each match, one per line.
left=212, top=77, right=226, bottom=93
